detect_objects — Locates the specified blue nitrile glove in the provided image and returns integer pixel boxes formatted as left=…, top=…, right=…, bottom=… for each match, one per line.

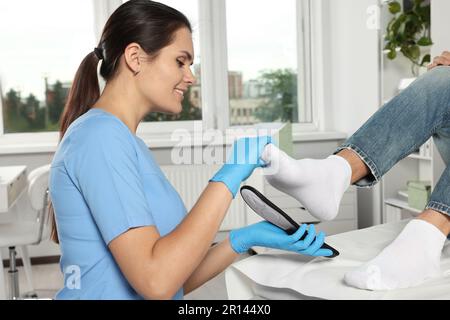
left=229, top=221, right=333, bottom=257
left=210, top=136, right=273, bottom=198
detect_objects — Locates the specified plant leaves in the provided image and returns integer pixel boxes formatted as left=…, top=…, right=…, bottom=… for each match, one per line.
left=385, top=0, right=431, bottom=70
left=403, top=45, right=421, bottom=61
left=414, top=0, right=423, bottom=7
left=388, top=1, right=401, bottom=14
left=417, top=36, right=432, bottom=46
left=387, top=50, right=397, bottom=60
left=410, top=45, right=421, bottom=60
left=420, top=54, right=431, bottom=66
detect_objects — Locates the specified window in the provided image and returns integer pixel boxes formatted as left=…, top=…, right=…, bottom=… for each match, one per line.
left=226, top=0, right=312, bottom=126
left=1, top=0, right=317, bottom=138
left=0, top=0, right=96, bottom=134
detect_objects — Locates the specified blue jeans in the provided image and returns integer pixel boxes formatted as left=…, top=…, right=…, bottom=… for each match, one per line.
left=334, top=66, right=450, bottom=218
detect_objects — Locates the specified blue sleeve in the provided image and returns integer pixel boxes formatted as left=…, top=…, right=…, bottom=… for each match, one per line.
left=64, top=117, right=155, bottom=245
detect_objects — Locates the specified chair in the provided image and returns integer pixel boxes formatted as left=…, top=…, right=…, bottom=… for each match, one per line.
left=0, top=164, right=52, bottom=300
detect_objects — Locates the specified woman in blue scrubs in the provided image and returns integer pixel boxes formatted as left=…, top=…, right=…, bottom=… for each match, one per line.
left=49, top=0, right=331, bottom=300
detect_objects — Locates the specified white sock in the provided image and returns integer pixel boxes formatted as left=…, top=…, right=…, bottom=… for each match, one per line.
left=261, top=144, right=352, bottom=221
left=344, top=219, right=447, bottom=291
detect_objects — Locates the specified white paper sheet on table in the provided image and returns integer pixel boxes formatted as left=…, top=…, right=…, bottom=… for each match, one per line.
left=227, top=219, right=450, bottom=300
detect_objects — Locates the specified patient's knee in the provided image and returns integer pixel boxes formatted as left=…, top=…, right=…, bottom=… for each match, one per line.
left=417, top=66, right=450, bottom=90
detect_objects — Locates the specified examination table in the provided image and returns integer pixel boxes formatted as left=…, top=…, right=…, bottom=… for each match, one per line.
left=225, top=219, right=450, bottom=300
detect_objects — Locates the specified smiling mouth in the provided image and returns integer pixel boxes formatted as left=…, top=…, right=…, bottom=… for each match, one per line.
left=174, top=89, right=185, bottom=97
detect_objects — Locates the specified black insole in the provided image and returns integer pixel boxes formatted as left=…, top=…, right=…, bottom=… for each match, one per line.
left=240, top=185, right=339, bottom=258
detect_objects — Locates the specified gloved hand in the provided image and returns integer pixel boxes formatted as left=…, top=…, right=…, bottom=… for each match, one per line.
left=229, top=221, right=333, bottom=257
left=210, top=136, right=274, bottom=198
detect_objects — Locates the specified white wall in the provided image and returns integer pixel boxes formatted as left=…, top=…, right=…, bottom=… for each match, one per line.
left=431, top=0, right=450, bottom=57
left=323, top=0, right=380, bottom=136
left=321, top=0, right=381, bottom=228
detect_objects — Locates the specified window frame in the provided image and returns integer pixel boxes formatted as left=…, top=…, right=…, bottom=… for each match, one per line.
left=0, top=83, right=4, bottom=135
left=223, top=0, right=318, bottom=131
left=0, top=0, right=324, bottom=141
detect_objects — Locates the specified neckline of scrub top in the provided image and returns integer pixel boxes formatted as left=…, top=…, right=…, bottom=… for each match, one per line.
left=89, top=107, right=139, bottom=139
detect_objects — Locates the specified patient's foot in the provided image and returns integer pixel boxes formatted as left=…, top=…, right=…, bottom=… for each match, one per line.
left=261, top=144, right=352, bottom=221
left=344, top=219, right=447, bottom=291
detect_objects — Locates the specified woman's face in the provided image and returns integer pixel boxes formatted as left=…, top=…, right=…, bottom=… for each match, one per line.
left=138, top=27, right=196, bottom=115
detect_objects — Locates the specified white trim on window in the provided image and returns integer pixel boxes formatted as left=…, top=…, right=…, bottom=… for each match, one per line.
left=0, top=82, right=4, bottom=135
left=297, top=0, right=312, bottom=124
left=0, top=131, right=60, bottom=154
left=198, top=0, right=216, bottom=131
left=198, top=0, right=230, bottom=132
left=137, top=120, right=202, bottom=136
left=0, top=130, right=347, bottom=155
left=309, top=0, right=327, bottom=131
left=292, top=0, right=325, bottom=133
left=93, top=0, right=123, bottom=42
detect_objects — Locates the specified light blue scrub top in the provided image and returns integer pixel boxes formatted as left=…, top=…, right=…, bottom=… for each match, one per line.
left=49, top=108, right=187, bottom=300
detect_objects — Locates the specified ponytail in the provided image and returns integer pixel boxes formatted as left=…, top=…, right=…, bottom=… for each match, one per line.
left=59, top=52, right=101, bottom=139
left=50, top=51, right=101, bottom=243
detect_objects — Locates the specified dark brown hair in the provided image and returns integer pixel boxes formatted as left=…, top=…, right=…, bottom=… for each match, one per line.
left=50, top=0, right=192, bottom=243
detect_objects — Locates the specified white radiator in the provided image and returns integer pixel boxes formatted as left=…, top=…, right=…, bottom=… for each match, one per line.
left=160, top=165, right=251, bottom=231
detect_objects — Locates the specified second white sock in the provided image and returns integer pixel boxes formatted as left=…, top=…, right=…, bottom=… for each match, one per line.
left=261, top=144, right=352, bottom=221
left=344, top=219, right=447, bottom=291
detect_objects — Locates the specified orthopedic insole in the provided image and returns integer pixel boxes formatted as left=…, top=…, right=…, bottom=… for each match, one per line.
left=240, top=185, right=339, bottom=258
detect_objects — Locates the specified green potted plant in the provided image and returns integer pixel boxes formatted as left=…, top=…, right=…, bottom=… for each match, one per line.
left=384, top=0, right=432, bottom=76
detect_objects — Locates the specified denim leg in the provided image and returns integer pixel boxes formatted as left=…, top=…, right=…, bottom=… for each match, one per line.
left=427, top=164, right=450, bottom=216
left=334, top=67, right=450, bottom=216
left=432, top=125, right=450, bottom=166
